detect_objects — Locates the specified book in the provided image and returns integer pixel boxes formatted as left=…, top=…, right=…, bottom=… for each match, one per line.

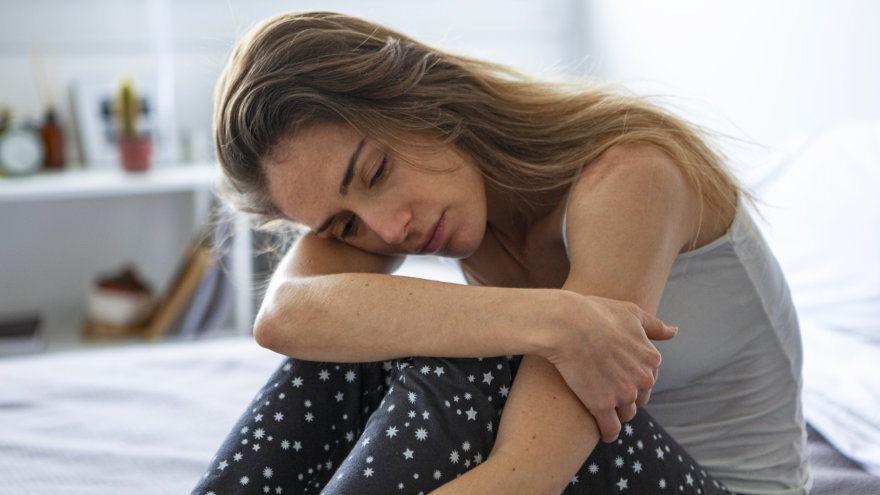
left=142, top=240, right=214, bottom=340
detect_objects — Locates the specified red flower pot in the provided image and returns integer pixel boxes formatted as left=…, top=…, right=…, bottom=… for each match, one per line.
left=119, top=135, right=152, bottom=172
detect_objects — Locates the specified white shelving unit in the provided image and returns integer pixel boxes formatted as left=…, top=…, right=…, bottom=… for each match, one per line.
left=0, top=164, right=254, bottom=353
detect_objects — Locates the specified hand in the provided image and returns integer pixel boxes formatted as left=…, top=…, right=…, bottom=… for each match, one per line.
left=540, top=293, right=677, bottom=443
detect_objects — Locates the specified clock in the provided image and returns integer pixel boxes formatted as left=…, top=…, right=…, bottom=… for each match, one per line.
left=0, top=129, right=44, bottom=176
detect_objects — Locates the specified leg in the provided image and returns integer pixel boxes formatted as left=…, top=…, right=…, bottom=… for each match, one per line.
left=563, top=410, right=733, bottom=494
left=320, top=354, right=732, bottom=495
left=322, top=356, right=520, bottom=494
left=191, top=357, right=390, bottom=494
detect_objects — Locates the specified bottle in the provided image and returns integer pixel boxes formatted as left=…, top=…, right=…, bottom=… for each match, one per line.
left=40, top=108, right=64, bottom=170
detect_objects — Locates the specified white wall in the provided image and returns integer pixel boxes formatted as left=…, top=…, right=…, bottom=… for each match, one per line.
left=579, top=0, right=880, bottom=176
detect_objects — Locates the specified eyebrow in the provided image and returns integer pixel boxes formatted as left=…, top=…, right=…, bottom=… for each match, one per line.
left=314, top=137, right=366, bottom=234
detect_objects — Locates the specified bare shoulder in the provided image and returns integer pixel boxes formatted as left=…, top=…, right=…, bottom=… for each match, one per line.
left=575, top=143, right=690, bottom=195
left=570, top=143, right=696, bottom=229
left=569, top=142, right=734, bottom=254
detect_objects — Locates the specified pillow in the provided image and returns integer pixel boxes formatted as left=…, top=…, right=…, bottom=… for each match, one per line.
left=750, top=122, right=880, bottom=476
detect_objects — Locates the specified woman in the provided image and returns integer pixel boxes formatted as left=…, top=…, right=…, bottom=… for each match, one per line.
left=194, top=11, right=810, bottom=494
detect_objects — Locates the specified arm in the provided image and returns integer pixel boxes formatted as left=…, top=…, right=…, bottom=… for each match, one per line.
left=254, top=230, right=673, bottom=367
left=432, top=144, right=712, bottom=493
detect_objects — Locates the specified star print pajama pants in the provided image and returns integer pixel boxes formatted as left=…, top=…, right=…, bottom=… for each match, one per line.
left=192, top=355, right=732, bottom=494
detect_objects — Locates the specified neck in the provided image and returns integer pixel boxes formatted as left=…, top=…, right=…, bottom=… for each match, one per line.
left=484, top=182, right=562, bottom=243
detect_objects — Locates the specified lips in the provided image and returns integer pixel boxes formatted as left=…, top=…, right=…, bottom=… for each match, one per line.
left=418, top=214, right=446, bottom=254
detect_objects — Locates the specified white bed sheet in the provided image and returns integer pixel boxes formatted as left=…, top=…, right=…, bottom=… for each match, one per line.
left=0, top=337, right=281, bottom=495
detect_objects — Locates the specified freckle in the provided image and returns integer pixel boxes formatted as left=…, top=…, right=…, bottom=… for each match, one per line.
left=531, top=435, right=536, bottom=440
left=511, top=467, right=516, bottom=472
left=408, top=292, right=413, bottom=296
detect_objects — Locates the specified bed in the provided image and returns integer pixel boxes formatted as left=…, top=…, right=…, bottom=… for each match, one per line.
left=2, top=124, right=879, bottom=494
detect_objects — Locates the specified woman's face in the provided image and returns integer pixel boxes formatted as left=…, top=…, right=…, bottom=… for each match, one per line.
left=264, top=121, right=488, bottom=258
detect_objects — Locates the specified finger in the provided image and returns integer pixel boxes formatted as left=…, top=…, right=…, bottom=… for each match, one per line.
left=638, top=310, right=678, bottom=341
left=595, top=409, right=622, bottom=443
left=635, top=387, right=651, bottom=408
left=617, top=402, right=637, bottom=424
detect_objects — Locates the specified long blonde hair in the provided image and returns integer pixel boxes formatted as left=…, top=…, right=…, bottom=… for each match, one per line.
left=214, top=11, right=741, bottom=227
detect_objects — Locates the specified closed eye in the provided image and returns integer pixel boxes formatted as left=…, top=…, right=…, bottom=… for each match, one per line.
left=369, top=158, right=387, bottom=187
left=339, top=214, right=357, bottom=240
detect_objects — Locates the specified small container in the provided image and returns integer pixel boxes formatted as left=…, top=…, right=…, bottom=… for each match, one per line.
left=85, top=266, right=154, bottom=328
left=86, top=287, right=154, bottom=327
left=40, top=108, right=64, bottom=170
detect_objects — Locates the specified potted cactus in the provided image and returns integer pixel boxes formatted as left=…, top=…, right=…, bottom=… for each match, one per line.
left=115, top=78, right=152, bottom=171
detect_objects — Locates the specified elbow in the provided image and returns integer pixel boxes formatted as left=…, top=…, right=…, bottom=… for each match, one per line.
left=252, top=311, right=280, bottom=351
left=251, top=280, right=310, bottom=355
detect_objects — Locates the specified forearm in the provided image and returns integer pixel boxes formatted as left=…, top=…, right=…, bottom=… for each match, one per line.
left=254, top=271, right=570, bottom=362
left=432, top=355, right=599, bottom=494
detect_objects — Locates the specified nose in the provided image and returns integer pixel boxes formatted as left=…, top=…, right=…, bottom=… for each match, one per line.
left=360, top=205, right=411, bottom=245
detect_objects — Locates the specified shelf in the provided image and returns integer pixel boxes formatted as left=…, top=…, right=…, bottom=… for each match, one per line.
left=0, top=163, right=220, bottom=203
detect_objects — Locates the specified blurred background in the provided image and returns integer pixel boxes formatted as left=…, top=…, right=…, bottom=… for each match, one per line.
left=1, top=0, right=879, bottom=351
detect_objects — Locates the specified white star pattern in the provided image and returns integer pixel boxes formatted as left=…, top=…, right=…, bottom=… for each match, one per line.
left=198, top=356, right=727, bottom=494
left=482, top=372, right=494, bottom=385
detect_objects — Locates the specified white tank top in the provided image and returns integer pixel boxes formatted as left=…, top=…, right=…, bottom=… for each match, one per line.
left=563, top=205, right=812, bottom=494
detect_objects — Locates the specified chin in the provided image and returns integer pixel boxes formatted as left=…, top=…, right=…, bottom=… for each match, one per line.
left=441, top=230, right=483, bottom=259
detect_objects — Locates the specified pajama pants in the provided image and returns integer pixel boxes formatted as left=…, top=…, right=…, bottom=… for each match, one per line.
left=193, top=355, right=732, bottom=494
